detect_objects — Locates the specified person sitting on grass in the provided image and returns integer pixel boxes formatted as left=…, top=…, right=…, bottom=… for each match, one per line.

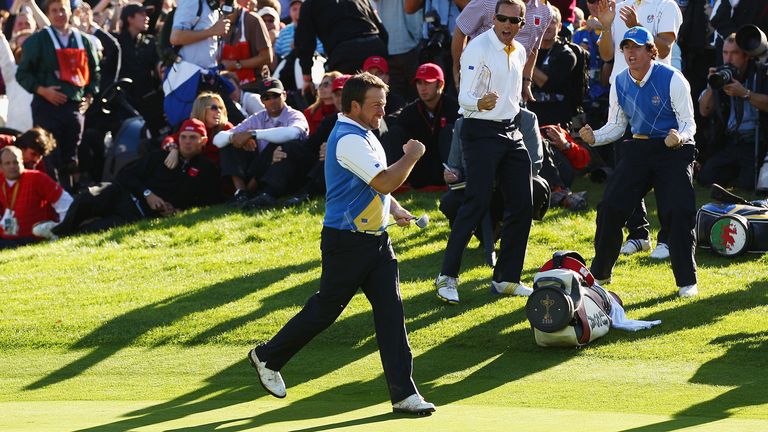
left=0, top=145, right=72, bottom=248
left=161, top=92, right=234, bottom=170
left=50, top=119, right=221, bottom=237
left=539, top=124, right=590, bottom=211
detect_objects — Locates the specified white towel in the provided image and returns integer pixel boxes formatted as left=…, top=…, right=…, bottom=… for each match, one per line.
left=609, top=296, right=662, bottom=332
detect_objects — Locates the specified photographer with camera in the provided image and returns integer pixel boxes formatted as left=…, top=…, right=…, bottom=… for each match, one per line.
left=698, top=33, right=768, bottom=191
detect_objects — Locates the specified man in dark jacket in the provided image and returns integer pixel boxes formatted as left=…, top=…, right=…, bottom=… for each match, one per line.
left=389, top=63, right=458, bottom=189
left=51, top=119, right=222, bottom=236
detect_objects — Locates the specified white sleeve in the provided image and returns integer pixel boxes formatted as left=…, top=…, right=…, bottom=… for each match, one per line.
left=593, top=84, right=629, bottom=146
left=52, top=190, right=73, bottom=222
left=0, top=34, right=16, bottom=85
left=656, top=1, right=683, bottom=36
left=670, top=72, right=696, bottom=143
left=213, top=130, right=232, bottom=148
left=255, top=127, right=304, bottom=143
left=457, top=42, right=483, bottom=113
left=336, top=135, right=385, bottom=184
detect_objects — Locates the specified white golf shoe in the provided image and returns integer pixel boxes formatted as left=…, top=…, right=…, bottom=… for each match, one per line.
left=435, top=274, right=459, bottom=305
left=490, top=280, right=532, bottom=297
left=650, top=243, right=670, bottom=260
left=678, top=284, right=698, bottom=298
left=620, top=239, right=650, bottom=255
left=392, top=393, right=436, bottom=415
left=248, top=349, right=286, bottom=398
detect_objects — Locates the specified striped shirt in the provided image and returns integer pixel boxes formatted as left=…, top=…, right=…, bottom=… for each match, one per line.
left=455, top=0, right=552, bottom=56
left=593, top=62, right=695, bottom=146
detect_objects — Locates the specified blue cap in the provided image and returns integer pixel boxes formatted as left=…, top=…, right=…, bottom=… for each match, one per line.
left=621, top=26, right=654, bottom=47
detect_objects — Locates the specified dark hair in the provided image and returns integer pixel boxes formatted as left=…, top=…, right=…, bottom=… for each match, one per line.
left=43, top=0, right=68, bottom=15
left=15, top=127, right=57, bottom=156
left=341, top=72, right=389, bottom=114
left=495, top=0, right=526, bottom=16
left=619, top=40, right=658, bottom=60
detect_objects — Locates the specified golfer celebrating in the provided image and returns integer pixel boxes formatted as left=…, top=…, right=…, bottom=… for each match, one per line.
left=247, top=72, right=436, bottom=415
left=579, top=26, right=698, bottom=298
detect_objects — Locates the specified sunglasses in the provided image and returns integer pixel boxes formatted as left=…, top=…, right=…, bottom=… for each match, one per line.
left=495, top=14, right=525, bottom=25
left=209, top=104, right=224, bottom=111
left=261, top=93, right=281, bottom=100
left=587, top=0, right=598, bottom=3
left=319, top=80, right=332, bottom=88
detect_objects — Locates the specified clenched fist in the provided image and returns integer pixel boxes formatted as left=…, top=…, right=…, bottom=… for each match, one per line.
left=665, top=129, right=682, bottom=149
left=579, top=124, right=596, bottom=146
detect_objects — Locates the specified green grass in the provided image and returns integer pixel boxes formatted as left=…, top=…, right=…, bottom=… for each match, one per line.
left=1, top=179, right=767, bottom=431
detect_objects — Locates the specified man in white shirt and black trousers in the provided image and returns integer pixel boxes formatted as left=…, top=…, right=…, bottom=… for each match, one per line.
left=247, top=73, right=437, bottom=415
left=579, top=26, right=699, bottom=298
left=435, top=0, right=534, bottom=305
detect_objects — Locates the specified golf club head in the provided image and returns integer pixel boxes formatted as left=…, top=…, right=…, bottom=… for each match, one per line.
left=415, top=214, right=429, bottom=229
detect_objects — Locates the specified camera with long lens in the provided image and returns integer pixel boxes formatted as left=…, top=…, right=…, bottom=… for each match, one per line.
left=708, top=64, right=739, bottom=89
left=419, top=10, right=450, bottom=64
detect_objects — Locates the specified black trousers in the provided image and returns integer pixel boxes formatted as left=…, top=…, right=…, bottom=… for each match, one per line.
left=698, top=132, right=762, bottom=191
left=440, top=118, right=532, bottom=283
left=32, top=96, right=84, bottom=191
left=254, top=227, right=417, bottom=404
left=52, top=183, right=144, bottom=236
left=591, top=139, right=697, bottom=287
left=326, top=35, right=388, bottom=75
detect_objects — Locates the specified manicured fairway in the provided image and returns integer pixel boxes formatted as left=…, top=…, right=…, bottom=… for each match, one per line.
left=1, top=181, right=766, bottom=431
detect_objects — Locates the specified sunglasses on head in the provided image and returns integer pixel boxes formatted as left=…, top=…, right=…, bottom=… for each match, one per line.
left=495, top=14, right=525, bottom=25
left=209, top=104, right=224, bottom=111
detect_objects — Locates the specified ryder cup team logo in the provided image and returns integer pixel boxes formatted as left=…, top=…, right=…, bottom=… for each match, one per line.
left=651, top=95, right=661, bottom=106
left=710, top=216, right=748, bottom=256
left=646, top=14, right=655, bottom=23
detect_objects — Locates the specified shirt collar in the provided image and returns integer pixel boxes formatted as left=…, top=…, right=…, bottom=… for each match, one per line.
left=338, top=113, right=370, bottom=131
left=633, top=62, right=655, bottom=86
left=489, top=28, right=509, bottom=52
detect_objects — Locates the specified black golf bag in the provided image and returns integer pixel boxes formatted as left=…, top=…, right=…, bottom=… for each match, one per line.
left=696, top=184, right=768, bottom=256
left=526, top=251, right=621, bottom=347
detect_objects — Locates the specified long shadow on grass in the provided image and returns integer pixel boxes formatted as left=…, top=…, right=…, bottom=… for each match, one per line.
left=600, top=278, right=768, bottom=430
left=25, top=258, right=321, bottom=390
left=71, top=250, right=560, bottom=431
left=618, top=331, right=768, bottom=432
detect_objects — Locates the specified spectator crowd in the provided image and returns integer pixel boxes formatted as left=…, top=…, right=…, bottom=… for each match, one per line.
left=1, top=0, right=767, bottom=286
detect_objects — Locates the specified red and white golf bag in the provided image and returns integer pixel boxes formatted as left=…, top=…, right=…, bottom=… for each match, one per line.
left=525, top=251, right=622, bottom=347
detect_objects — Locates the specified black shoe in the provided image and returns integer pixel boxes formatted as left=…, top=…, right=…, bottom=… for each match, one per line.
left=283, top=192, right=310, bottom=208
left=228, top=190, right=251, bottom=207
left=243, top=192, right=277, bottom=210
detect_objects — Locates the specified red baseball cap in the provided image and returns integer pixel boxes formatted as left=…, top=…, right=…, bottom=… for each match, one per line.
left=413, top=63, right=444, bottom=83
left=179, top=118, right=207, bottom=138
left=362, top=56, right=389, bottom=74
left=332, top=74, right=352, bottom=92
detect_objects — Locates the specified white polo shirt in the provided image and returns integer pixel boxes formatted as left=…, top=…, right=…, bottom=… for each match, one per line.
left=458, top=28, right=526, bottom=121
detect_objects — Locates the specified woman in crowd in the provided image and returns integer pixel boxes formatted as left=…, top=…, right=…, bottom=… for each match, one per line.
left=302, top=71, right=341, bottom=135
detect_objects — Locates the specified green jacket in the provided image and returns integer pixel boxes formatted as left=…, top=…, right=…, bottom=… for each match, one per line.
left=16, top=27, right=100, bottom=102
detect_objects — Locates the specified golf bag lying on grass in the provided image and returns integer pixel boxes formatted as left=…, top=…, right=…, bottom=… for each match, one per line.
left=696, top=184, right=768, bottom=256
left=526, top=251, right=661, bottom=347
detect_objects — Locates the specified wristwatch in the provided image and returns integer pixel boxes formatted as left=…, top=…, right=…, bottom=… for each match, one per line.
left=143, top=189, right=152, bottom=197
left=743, top=90, right=751, bottom=101
left=251, top=130, right=258, bottom=140
left=235, top=60, right=242, bottom=70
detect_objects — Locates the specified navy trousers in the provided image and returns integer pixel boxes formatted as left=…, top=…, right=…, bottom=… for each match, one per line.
left=591, top=139, right=697, bottom=287
left=254, top=227, right=417, bottom=404
left=440, top=117, right=533, bottom=283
